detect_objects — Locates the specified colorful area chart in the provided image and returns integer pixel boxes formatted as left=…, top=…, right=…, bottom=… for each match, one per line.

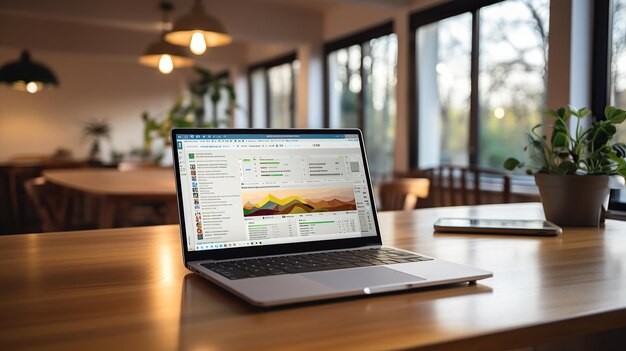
left=242, top=188, right=356, bottom=217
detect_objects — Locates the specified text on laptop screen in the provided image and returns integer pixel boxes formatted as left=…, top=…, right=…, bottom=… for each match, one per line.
left=175, top=133, right=378, bottom=251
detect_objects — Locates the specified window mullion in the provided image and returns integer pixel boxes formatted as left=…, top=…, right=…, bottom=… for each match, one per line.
left=591, top=0, right=611, bottom=120
left=469, top=9, right=480, bottom=166
left=291, top=63, right=296, bottom=128
left=264, top=69, right=271, bottom=128
left=359, top=43, right=366, bottom=132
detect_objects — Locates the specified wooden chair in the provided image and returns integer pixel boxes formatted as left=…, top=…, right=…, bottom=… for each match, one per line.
left=403, top=165, right=511, bottom=207
left=2, top=160, right=88, bottom=234
left=23, top=177, right=70, bottom=232
left=378, top=178, right=430, bottom=211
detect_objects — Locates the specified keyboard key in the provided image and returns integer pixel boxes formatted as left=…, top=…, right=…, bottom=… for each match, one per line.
left=201, top=248, right=429, bottom=280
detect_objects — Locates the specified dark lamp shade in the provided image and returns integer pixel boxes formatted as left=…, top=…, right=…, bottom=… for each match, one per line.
left=138, top=39, right=194, bottom=68
left=164, top=0, right=232, bottom=47
left=0, top=51, right=59, bottom=90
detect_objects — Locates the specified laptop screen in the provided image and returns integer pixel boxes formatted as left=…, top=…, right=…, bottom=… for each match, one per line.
left=175, top=132, right=378, bottom=252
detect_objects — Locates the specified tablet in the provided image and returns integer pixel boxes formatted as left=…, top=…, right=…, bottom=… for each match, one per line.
left=433, top=218, right=562, bottom=236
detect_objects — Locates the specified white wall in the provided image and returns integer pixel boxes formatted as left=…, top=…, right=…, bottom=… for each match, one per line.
left=323, top=5, right=395, bottom=40
left=0, top=47, right=188, bottom=162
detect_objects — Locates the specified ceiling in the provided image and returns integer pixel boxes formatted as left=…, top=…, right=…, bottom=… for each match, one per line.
left=0, top=0, right=418, bottom=68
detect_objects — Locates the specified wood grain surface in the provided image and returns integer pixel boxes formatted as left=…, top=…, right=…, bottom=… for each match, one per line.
left=42, top=168, right=177, bottom=228
left=43, top=168, right=176, bottom=196
left=1, top=203, right=626, bottom=350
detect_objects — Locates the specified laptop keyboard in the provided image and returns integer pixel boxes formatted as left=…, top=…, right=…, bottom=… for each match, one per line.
left=201, top=247, right=433, bottom=280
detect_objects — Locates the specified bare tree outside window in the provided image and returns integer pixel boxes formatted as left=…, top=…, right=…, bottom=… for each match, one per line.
left=479, top=0, right=549, bottom=170
left=415, top=0, right=550, bottom=172
left=328, top=34, right=398, bottom=182
left=364, top=34, right=397, bottom=181
left=328, top=45, right=361, bottom=129
left=268, top=62, right=296, bottom=128
left=611, top=0, right=626, bottom=140
left=417, top=13, right=472, bottom=167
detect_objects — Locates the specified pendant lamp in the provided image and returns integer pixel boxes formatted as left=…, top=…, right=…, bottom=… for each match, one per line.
left=0, top=50, right=59, bottom=94
left=164, top=0, right=232, bottom=55
left=139, top=1, right=193, bottom=74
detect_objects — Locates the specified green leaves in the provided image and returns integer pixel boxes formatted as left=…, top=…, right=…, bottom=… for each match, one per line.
left=503, top=157, right=521, bottom=170
left=613, top=143, right=626, bottom=158
left=572, top=107, right=591, bottom=119
left=586, top=121, right=616, bottom=153
left=605, top=106, right=626, bottom=124
left=504, top=105, right=626, bottom=177
left=556, top=160, right=577, bottom=175
left=551, top=131, right=568, bottom=148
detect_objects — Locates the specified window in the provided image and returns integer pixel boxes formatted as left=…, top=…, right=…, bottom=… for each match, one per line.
left=594, top=0, right=626, bottom=140
left=411, top=0, right=550, bottom=171
left=325, top=22, right=398, bottom=182
left=248, top=53, right=298, bottom=128
left=611, top=0, right=626, bottom=112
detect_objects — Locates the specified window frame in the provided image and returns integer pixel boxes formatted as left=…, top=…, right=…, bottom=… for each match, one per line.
left=323, top=21, right=395, bottom=130
left=247, top=52, right=297, bottom=128
left=591, top=0, right=611, bottom=121
left=408, top=0, right=523, bottom=169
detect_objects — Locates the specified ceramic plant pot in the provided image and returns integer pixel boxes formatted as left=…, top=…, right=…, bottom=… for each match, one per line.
left=534, top=174, right=613, bottom=227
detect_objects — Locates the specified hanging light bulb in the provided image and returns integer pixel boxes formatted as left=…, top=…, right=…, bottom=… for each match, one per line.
left=165, top=0, right=232, bottom=52
left=158, top=55, right=174, bottom=74
left=138, top=2, right=193, bottom=74
left=189, top=31, right=207, bottom=55
left=0, top=51, right=59, bottom=93
left=26, top=81, right=40, bottom=93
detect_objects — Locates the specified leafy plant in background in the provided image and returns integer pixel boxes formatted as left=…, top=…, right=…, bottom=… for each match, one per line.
left=503, top=106, right=626, bottom=176
left=190, top=66, right=238, bottom=126
left=82, top=119, right=111, bottom=162
left=138, top=66, right=239, bottom=163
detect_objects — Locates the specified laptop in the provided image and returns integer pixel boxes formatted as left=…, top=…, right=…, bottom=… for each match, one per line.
left=171, top=128, right=492, bottom=307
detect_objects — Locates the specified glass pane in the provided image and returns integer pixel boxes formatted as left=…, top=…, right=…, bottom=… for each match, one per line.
left=363, top=34, right=398, bottom=181
left=416, top=13, right=472, bottom=168
left=611, top=0, right=626, bottom=140
left=250, top=68, right=266, bottom=128
left=268, top=62, right=293, bottom=128
left=478, top=0, right=550, bottom=170
left=328, top=44, right=361, bottom=128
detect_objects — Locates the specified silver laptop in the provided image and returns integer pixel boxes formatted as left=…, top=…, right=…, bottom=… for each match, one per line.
left=171, top=128, right=492, bottom=307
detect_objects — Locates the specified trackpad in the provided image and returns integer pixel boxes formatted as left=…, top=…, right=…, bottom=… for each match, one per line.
left=304, top=267, right=425, bottom=290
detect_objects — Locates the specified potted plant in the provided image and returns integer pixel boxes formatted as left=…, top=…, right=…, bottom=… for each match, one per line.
left=504, top=106, right=626, bottom=226
left=138, top=66, right=239, bottom=164
left=82, top=119, right=111, bottom=164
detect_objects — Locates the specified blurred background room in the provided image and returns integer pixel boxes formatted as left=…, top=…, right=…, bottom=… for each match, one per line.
left=1, top=0, right=624, bottom=234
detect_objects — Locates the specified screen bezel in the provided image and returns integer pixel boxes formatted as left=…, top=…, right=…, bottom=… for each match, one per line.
left=171, top=128, right=383, bottom=265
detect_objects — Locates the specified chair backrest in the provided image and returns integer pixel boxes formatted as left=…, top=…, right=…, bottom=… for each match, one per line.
left=2, top=161, right=88, bottom=235
left=378, top=178, right=430, bottom=211
left=404, top=165, right=511, bottom=207
left=23, top=177, right=68, bottom=232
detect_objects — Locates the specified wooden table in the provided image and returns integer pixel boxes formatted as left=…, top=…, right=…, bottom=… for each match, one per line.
left=1, top=203, right=626, bottom=350
left=43, top=168, right=177, bottom=228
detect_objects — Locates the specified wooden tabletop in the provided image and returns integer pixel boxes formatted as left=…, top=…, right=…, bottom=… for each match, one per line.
left=2, top=203, right=626, bottom=350
left=43, top=168, right=176, bottom=196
